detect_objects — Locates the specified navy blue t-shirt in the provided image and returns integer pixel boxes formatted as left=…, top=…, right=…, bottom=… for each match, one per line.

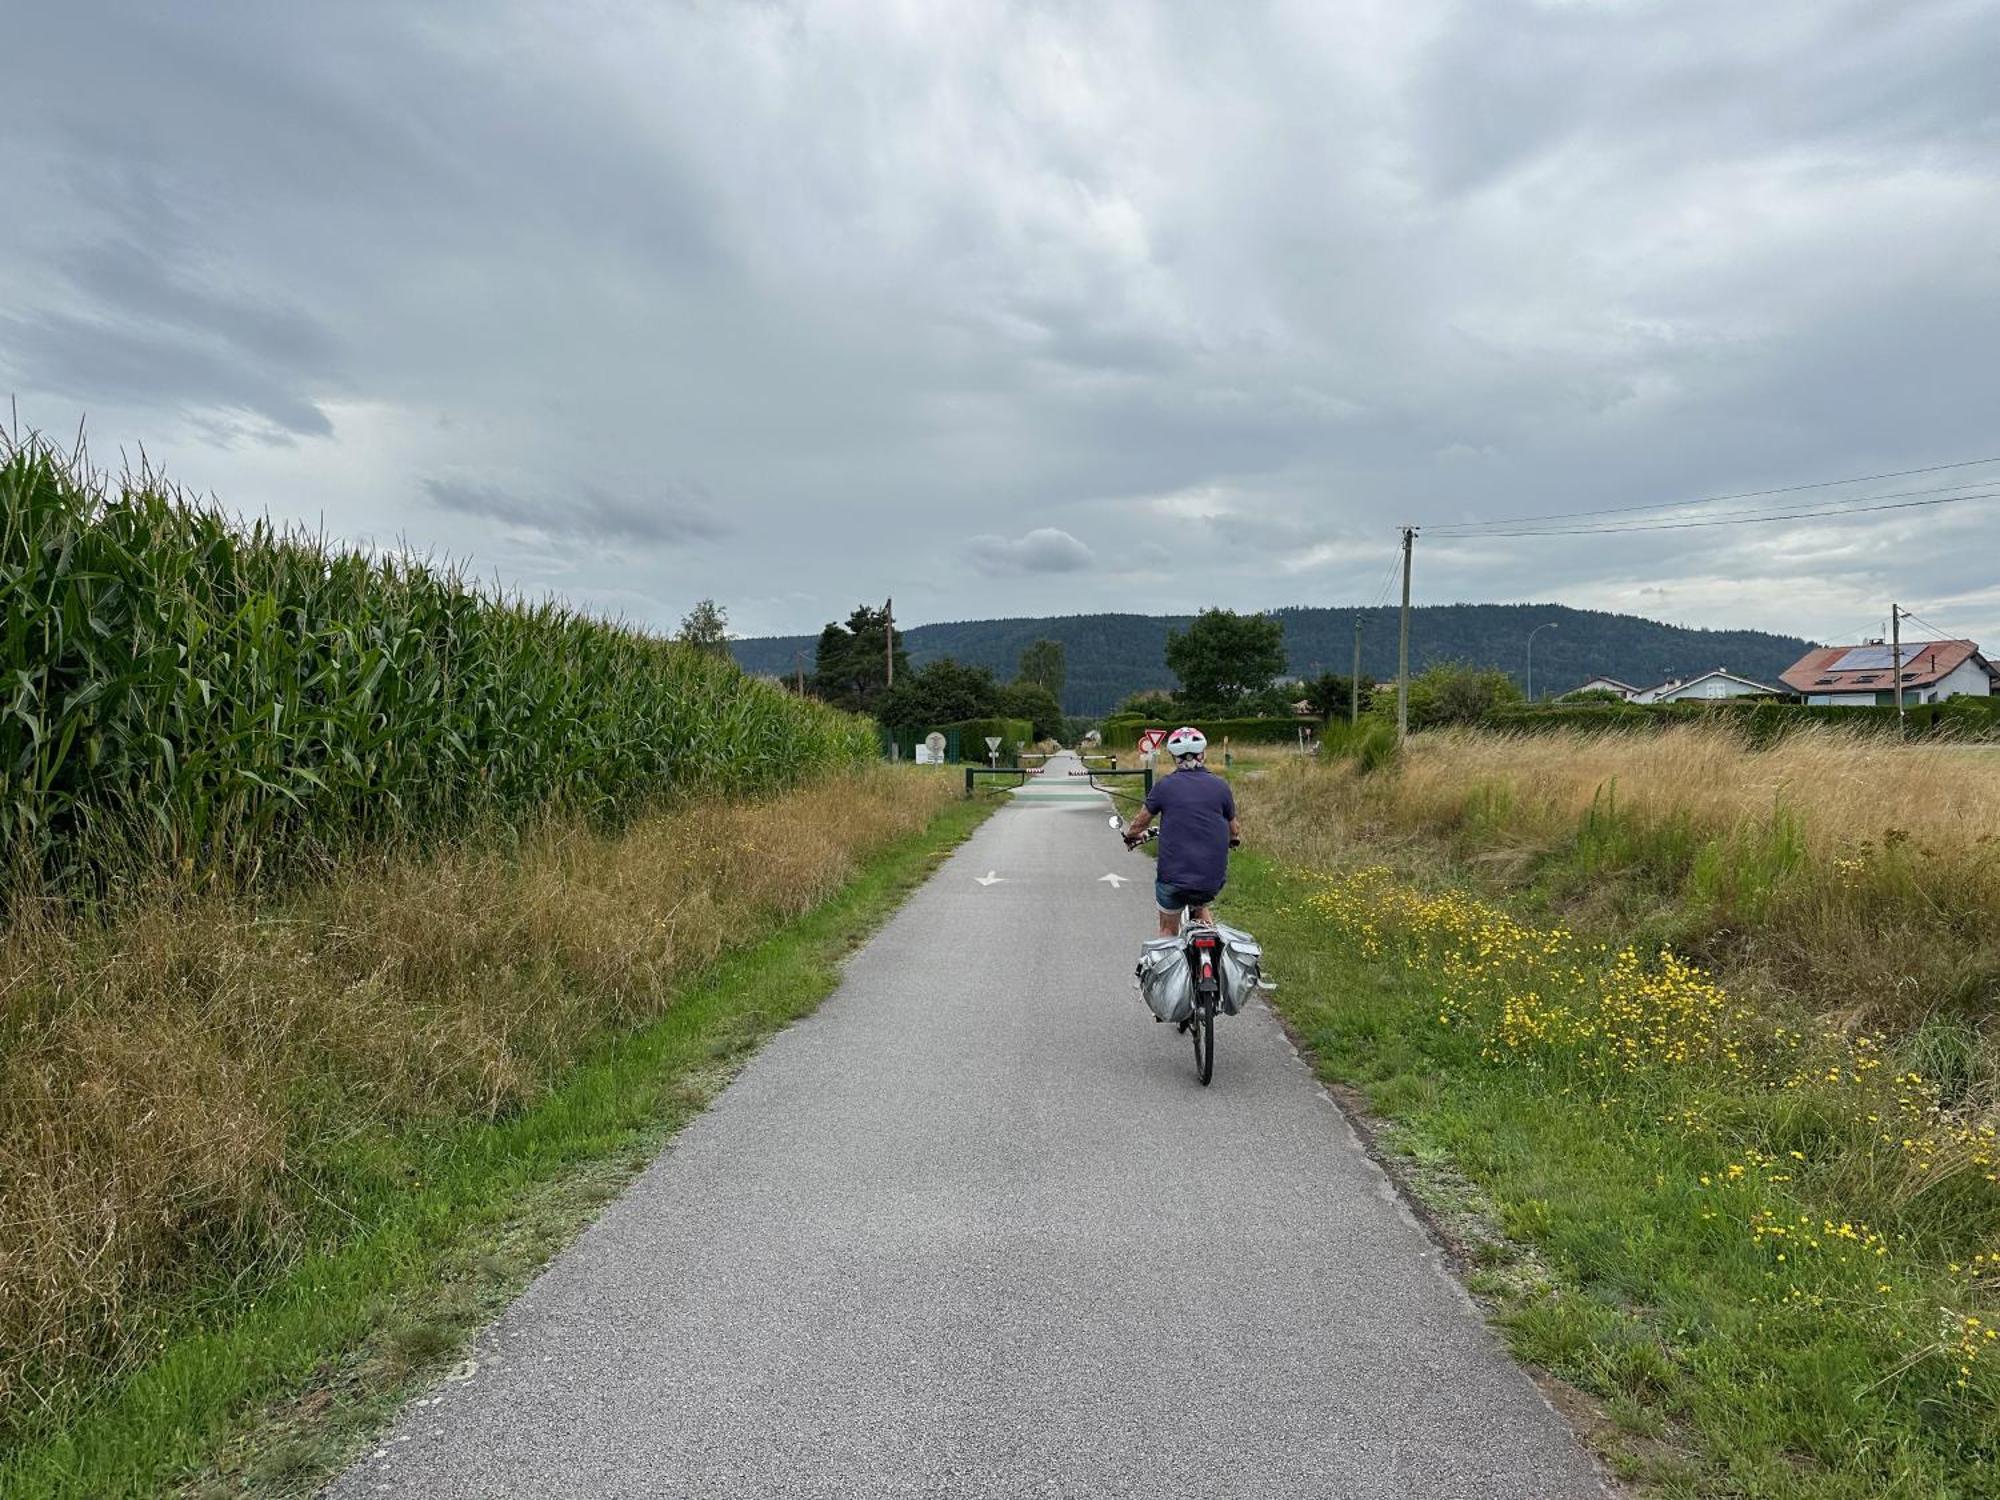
left=1144, top=765, right=1235, bottom=893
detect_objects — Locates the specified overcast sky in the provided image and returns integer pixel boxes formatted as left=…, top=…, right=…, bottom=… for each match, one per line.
left=5, top=0, right=1998, bottom=647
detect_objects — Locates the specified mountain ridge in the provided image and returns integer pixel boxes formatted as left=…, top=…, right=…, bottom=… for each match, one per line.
left=731, top=604, right=1820, bottom=715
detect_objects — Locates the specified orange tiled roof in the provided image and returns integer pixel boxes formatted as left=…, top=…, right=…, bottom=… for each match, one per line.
left=1780, top=639, right=1989, bottom=695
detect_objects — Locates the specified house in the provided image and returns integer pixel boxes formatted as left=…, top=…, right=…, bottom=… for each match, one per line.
left=1564, top=676, right=1641, bottom=701
left=1780, top=639, right=1997, bottom=706
left=1631, top=669, right=1782, bottom=705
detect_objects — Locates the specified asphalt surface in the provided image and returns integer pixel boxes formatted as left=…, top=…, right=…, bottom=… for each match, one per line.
left=328, top=753, right=1605, bottom=1498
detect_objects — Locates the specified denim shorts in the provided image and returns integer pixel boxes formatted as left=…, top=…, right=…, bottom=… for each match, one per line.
left=1156, top=878, right=1222, bottom=914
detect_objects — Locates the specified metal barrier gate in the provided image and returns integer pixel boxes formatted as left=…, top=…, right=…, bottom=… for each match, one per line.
left=963, top=766, right=1030, bottom=796
left=1075, top=766, right=1152, bottom=805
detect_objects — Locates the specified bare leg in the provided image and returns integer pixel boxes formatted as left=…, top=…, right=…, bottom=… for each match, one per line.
left=1157, top=909, right=1182, bottom=938
left=1190, top=904, right=1214, bottom=926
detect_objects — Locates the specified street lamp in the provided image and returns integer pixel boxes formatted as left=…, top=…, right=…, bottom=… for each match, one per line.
left=1526, top=622, right=1558, bottom=702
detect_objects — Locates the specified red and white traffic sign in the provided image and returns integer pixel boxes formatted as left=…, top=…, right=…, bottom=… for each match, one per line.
left=1136, top=728, right=1168, bottom=755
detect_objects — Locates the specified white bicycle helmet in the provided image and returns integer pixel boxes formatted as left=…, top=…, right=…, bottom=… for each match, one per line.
left=1164, top=725, right=1208, bottom=761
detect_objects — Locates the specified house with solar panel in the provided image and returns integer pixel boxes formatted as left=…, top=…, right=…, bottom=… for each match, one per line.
left=1780, top=640, right=1998, bottom=706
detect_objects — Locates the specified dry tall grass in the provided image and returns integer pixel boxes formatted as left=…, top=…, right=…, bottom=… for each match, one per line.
left=1251, top=724, right=2000, bottom=1028
left=0, top=766, right=956, bottom=1434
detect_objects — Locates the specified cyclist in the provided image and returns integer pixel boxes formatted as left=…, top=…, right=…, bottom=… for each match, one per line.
left=1122, top=727, right=1241, bottom=937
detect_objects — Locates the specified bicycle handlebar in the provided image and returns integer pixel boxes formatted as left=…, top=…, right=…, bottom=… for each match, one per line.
left=1111, top=815, right=1241, bottom=851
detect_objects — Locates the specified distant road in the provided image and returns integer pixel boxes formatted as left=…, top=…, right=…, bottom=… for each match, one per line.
left=329, top=753, right=1604, bottom=1498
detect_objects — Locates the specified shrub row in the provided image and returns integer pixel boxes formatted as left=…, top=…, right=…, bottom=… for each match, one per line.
left=1, top=436, right=879, bottom=902
left=1484, top=697, right=2000, bottom=744
left=1098, top=714, right=1308, bottom=750
left=882, top=717, right=1034, bottom=763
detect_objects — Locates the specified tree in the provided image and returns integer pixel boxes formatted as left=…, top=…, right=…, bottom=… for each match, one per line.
left=1164, top=608, right=1287, bottom=710
left=675, top=597, right=731, bottom=656
left=997, top=680, right=1064, bottom=740
left=1016, top=638, right=1067, bottom=701
left=1114, top=689, right=1178, bottom=720
left=1369, top=661, right=1523, bottom=730
left=874, top=657, right=999, bottom=727
left=1302, top=671, right=1372, bottom=720
left=1560, top=687, right=1628, bottom=705
left=811, top=605, right=910, bottom=713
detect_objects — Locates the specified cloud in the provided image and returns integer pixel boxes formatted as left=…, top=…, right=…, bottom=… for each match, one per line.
left=422, top=477, right=727, bottom=548
left=1, top=1, right=1996, bottom=647
left=966, top=527, right=1096, bottom=576
left=0, top=227, right=342, bottom=440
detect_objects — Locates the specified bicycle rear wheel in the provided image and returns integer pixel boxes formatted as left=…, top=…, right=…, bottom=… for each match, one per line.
left=1192, top=1003, right=1214, bottom=1086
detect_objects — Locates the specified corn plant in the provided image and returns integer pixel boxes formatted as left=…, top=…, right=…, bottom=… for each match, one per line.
left=0, top=434, right=877, bottom=906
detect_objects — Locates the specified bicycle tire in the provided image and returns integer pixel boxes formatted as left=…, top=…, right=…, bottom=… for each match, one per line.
left=1193, top=1003, right=1215, bottom=1086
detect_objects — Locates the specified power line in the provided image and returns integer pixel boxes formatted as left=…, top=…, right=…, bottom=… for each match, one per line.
left=1430, top=488, right=1998, bottom=540
left=1426, top=476, right=2000, bottom=536
left=1898, top=607, right=1980, bottom=644
left=1422, top=455, right=2000, bottom=534
left=1364, top=548, right=1403, bottom=610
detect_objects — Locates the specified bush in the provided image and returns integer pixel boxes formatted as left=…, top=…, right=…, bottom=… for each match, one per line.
left=951, top=717, right=1035, bottom=764
left=1319, top=717, right=1400, bottom=773
left=1367, top=661, right=1524, bottom=730
left=1484, top=697, right=2000, bottom=744
left=1099, top=714, right=1306, bottom=750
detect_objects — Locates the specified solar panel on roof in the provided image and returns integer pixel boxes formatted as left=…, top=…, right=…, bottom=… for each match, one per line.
left=1830, top=643, right=1946, bottom=673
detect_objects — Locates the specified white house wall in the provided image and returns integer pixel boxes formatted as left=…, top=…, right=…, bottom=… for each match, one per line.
left=1575, top=677, right=1637, bottom=700
left=1935, top=659, right=1992, bottom=699
left=1657, top=678, right=1771, bottom=703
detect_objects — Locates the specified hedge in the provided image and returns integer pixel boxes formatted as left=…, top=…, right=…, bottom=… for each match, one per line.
left=1098, top=714, right=1311, bottom=751
left=1482, top=697, right=2000, bottom=744
left=884, top=717, right=1034, bottom=763
left=953, top=717, right=1035, bottom=763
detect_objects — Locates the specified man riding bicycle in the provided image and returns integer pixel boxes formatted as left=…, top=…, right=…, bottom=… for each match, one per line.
left=1122, top=727, right=1241, bottom=937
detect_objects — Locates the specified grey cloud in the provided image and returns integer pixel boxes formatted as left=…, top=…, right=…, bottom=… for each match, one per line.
left=2, top=1, right=1996, bottom=648
left=0, top=173, right=342, bottom=437
left=422, top=477, right=728, bottom=549
left=966, top=528, right=1096, bottom=576
left=0, top=308, right=335, bottom=439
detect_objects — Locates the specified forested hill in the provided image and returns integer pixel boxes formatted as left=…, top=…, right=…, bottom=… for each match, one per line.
left=731, top=605, right=1818, bottom=715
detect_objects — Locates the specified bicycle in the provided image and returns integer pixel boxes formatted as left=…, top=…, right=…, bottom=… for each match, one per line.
left=1111, top=816, right=1225, bottom=1086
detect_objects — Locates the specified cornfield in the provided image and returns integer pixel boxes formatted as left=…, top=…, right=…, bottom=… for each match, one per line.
left=0, top=433, right=877, bottom=902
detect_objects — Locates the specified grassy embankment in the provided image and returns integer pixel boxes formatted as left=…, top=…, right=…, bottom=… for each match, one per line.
left=2, top=770, right=978, bottom=1499
left=0, top=436, right=977, bottom=1493
left=1227, top=726, right=2000, bottom=1496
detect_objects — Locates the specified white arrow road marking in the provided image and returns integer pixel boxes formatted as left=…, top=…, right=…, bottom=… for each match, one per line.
left=975, top=871, right=1006, bottom=886
left=1098, top=872, right=1130, bottom=888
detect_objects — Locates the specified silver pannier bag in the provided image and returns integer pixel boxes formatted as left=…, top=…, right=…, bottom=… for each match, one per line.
left=1135, top=936, right=1194, bottom=1024
left=1213, top=923, right=1266, bottom=1015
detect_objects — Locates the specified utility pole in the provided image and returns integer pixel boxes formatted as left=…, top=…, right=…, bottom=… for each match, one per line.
left=1396, top=527, right=1416, bottom=743
left=794, top=649, right=805, bottom=695
left=1891, top=602, right=1905, bottom=732
left=884, top=596, right=895, bottom=688
left=1350, top=615, right=1363, bottom=726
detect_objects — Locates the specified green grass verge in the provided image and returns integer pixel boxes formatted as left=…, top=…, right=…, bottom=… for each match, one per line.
left=1227, top=851, right=2000, bottom=1500
left=1, top=798, right=993, bottom=1500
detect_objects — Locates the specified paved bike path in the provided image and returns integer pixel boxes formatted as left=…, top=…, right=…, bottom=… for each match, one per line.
left=330, top=754, right=1604, bottom=1498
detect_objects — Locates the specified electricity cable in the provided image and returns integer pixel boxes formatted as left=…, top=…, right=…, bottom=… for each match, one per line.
left=1421, top=456, right=2000, bottom=534
left=1429, top=488, right=1997, bottom=540
left=1426, top=476, right=2000, bottom=536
